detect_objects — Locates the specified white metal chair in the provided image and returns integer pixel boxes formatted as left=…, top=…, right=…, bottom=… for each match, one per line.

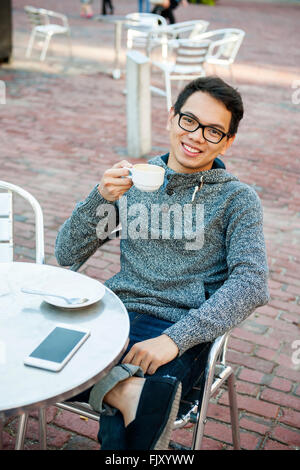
left=146, top=20, right=210, bottom=60
left=55, top=330, right=240, bottom=450
left=24, top=5, right=72, bottom=61
left=125, top=12, right=167, bottom=51
left=0, top=180, right=45, bottom=450
left=0, top=181, right=44, bottom=264
left=192, top=28, right=245, bottom=80
left=151, top=38, right=212, bottom=110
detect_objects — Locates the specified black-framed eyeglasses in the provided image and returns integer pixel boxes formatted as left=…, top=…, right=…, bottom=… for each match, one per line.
left=178, top=113, right=229, bottom=144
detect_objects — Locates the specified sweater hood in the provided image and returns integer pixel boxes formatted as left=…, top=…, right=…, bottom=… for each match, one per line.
left=149, top=153, right=239, bottom=193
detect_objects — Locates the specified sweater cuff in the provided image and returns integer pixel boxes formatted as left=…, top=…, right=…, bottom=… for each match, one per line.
left=162, top=327, right=190, bottom=357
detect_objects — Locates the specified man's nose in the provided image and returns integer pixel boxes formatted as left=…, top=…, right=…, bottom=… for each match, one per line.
left=190, top=127, right=206, bottom=144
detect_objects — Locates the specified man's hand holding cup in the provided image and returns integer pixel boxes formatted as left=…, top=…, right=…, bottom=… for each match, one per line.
left=98, top=160, right=133, bottom=202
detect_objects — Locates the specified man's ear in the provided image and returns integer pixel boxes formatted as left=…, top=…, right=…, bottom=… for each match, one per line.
left=219, top=135, right=236, bottom=156
left=166, top=106, right=175, bottom=131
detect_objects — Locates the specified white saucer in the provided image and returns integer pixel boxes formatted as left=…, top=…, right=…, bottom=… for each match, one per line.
left=20, top=266, right=106, bottom=309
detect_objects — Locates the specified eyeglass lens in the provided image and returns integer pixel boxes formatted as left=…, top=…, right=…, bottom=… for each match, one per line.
left=179, top=114, right=224, bottom=143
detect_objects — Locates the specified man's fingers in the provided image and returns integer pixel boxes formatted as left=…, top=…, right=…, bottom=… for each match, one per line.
left=103, top=176, right=132, bottom=187
left=139, top=355, right=152, bottom=374
left=105, top=167, right=132, bottom=178
left=112, top=160, right=133, bottom=169
left=121, top=349, right=134, bottom=365
left=146, top=362, right=158, bottom=375
left=122, top=346, right=157, bottom=375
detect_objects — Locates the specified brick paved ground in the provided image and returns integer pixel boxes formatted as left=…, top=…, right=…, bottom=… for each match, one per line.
left=1, top=0, right=299, bottom=451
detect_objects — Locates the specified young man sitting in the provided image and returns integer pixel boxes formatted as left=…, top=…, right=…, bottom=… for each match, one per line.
left=55, top=76, right=269, bottom=450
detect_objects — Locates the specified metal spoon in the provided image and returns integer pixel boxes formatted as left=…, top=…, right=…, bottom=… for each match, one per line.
left=20, top=288, right=89, bottom=305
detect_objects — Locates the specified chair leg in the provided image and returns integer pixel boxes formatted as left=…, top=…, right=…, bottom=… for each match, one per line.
left=227, top=372, right=241, bottom=450
left=161, top=37, right=168, bottom=61
left=39, top=408, right=47, bottom=450
left=190, top=407, right=206, bottom=450
left=26, top=30, right=36, bottom=58
left=15, top=412, right=28, bottom=450
left=40, top=34, right=52, bottom=61
left=127, top=32, right=133, bottom=49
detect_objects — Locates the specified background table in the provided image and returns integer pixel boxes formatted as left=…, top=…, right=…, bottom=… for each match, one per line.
left=0, top=262, right=129, bottom=447
left=95, top=15, right=151, bottom=79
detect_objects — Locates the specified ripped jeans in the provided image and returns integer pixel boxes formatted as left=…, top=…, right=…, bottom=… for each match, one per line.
left=69, top=312, right=211, bottom=449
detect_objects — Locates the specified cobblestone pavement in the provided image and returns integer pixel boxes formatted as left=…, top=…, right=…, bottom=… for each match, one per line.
left=1, top=0, right=300, bottom=451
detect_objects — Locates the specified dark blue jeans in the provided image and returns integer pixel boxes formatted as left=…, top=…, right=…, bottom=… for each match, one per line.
left=71, top=312, right=211, bottom=449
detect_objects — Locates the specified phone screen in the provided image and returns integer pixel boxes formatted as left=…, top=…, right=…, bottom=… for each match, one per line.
left=29, top=327, right=87, bottom=364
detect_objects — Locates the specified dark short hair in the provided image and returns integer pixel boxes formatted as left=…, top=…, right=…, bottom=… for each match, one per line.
left=173, top=76, right=244, bottom=137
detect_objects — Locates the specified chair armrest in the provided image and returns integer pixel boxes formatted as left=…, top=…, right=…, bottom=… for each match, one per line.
left=207, top=36, right=238, bottom=59
left=42, top=10, right=70, bottom=29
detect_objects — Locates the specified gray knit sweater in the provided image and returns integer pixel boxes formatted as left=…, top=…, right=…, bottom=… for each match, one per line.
left=55, top=154, right=269, bottom=355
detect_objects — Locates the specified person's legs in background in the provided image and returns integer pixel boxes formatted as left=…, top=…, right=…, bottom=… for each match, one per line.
left=161, top=6, right=176, bottom=24
left=139, top=0, right=150, bottom=13
left=80, top=0, right=94, bottom=18
left=151, top=1, right=177, bottom=24
left=102, top=0, right=114, bottom=15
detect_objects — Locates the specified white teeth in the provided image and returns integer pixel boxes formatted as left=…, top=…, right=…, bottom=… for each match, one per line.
left=183, top=143, right=199, bottom=154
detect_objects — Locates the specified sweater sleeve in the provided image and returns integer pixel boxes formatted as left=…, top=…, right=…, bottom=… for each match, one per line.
left=55, top=185, right=119, bottom=266
left=162, top=187, right=270, bottom=356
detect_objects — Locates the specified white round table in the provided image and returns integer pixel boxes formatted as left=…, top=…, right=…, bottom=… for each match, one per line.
left=0, top=262, right=129, bottom=448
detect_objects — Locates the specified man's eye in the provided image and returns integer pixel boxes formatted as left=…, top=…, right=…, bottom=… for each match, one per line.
left=208, top=127, right=222, bottom=136
left=183, top=116, right=195, bottom=124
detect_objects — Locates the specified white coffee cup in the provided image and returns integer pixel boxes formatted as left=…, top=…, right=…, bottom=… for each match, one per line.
left=126, top=164, right=165, bottom=192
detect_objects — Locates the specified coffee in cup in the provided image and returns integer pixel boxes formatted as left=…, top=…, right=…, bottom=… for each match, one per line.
left=126, top=164, right=165, bottom=192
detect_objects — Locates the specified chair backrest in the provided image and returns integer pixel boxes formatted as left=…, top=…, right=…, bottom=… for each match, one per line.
left=0, top=181, right=44, bottom=264
left=0, top=192, right=13, bottom=262
left=126, top=12, right=167, bottom=27
left=126, top=12, right=167, bottom=49
left=188, top=21, right=210, bottom=39
left=194, top=28, right=245, bottom=63
left=166, top=20, right=210, bottom=40
left=24, top=5, right=49, bottom=26
left=174, top=38, right=211, bottom=71
left=24, top=6, right=70, bottom=30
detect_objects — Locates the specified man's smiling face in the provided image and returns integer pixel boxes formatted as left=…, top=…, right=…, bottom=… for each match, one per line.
left=167, top=91, right=235, bottom=174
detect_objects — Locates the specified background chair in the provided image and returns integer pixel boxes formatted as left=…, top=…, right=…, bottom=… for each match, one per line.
left=0, top=180, right=44, bottom=450
left=24, top=5, right=72, bottom=61
left=146, top=20, right=210, bottom=60
left=192, top=28, right=245, bottom=80
left=151, top=38, right=211, bottom=110
left=125, top=12, right=167, bottom=51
